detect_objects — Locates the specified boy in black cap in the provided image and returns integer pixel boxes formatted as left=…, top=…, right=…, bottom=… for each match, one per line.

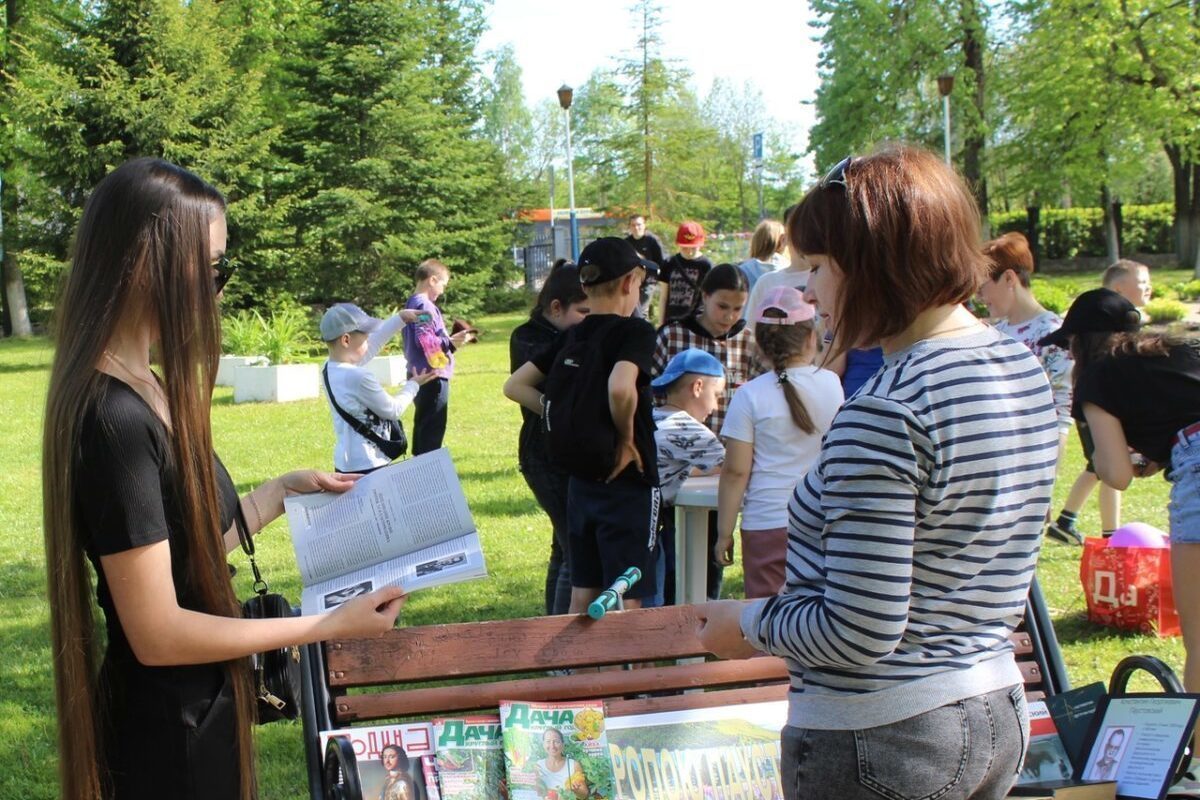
left=504, top=237, right=661, bottom=611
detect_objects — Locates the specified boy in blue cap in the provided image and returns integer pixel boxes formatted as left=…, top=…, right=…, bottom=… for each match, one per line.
left=648, top=349, right=726, bottom=606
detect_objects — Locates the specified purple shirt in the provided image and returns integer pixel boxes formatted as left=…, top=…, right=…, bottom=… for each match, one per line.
left=402, top=294, right=454, bottom=380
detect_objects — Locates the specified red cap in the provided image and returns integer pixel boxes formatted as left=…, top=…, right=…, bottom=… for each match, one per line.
left=675, top=221, right=706, bottom=247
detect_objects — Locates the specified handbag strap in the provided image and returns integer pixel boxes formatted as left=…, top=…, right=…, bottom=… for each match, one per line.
left=322, top=365, right=396, bottom=450
left=233, top=498, right=269, bottom=596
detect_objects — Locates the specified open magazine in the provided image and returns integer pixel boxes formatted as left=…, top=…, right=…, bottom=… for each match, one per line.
left=284, top=448, right=488, bottom=615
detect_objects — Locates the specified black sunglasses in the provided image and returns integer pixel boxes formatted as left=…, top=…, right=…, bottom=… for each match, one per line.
left=213, top=254, right=237, bottom=294
left=820, top=156, right=854, bottom=189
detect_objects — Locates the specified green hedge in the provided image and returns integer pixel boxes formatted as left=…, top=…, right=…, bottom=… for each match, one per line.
left=989, top=203, right=1174, bottom=259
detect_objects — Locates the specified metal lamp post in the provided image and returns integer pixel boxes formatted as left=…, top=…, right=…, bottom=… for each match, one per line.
left=937, top=74, right=954, bottom=166
left=557, top=83, right=579, bottom=261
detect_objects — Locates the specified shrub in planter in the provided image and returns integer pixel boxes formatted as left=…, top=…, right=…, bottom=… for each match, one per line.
left=1030, top=278, right=1079, bottom=315
left=1143, top=299, right=1188, bottom=324
left=1171, top=280, right=1200, bottom=302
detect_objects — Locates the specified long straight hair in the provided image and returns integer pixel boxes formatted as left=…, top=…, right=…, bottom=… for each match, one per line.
left=42, top=158, right=255, bottom=800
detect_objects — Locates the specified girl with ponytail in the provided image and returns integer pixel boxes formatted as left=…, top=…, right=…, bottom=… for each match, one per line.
left=714, top=287, right=843, bottom=598
left=43, top=158, right=406, bottom=800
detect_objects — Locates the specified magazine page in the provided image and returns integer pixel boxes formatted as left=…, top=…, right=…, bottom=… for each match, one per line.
left=301, top=531, right=487, bottom=615
left=605, top=701, right=788, bottom=800
left=319, top=721, right=436, bottom=800
left=501, top=700, right=613, bottom=800
left=434, top=714, right=508, bottom=800
left=1018, top=701, right=1076, bottom=784
left=285, top=447, right=476, bottom=582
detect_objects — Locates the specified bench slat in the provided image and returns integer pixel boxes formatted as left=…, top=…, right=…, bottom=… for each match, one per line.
left=607, top=685, right=789, bottom=718
left=334, top=657, right=789, bottom=723
left=327, top=606, right=714, bottom=687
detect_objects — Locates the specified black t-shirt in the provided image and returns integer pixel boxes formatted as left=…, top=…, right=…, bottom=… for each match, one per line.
left=509, top=314, right=561, bottom=469
left=77, top=376, right=240, bottom=665
left=531, top=313, right=660, bottom=486
left=1073, top=341, right=1200, bottom=465
left=625, top=233, right=666, bottom=268
left=660, top=254, right=714, bottom=322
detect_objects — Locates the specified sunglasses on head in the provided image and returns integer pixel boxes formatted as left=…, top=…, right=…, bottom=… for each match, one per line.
left=820, top=156, right=854, bottom=190
left=213, top=254, right=237, bottom=294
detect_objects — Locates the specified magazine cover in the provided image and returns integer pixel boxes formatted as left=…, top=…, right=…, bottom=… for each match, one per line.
left=434, top=714, right=507, bottom=800
left=1018, top=701, right=1075, bottom=784
left=604, top=701, right=788, bottom=800
left=319, top=721, right=436, bottom=800
left=500, top=700, right=614, bottom=800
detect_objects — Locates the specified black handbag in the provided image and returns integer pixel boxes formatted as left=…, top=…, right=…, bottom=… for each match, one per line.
left=235, top=502, right=302, bottom=723
left=322, top=365, right=407, bottom=460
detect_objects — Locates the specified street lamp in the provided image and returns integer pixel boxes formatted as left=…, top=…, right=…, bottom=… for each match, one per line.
left=937, top=74, right=954, bottom=166
left=557, top=83, right=579, bottom=261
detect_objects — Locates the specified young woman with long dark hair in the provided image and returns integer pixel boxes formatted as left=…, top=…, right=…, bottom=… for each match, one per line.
left=43, top=158, right=405, bottom=800
left=508, top=261, right=589, bottom=615
left=699, top=145, right=1060, bottom=799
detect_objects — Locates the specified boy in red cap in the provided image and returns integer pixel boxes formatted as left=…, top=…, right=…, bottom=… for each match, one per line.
left=659, top=221, right=713, bottom=325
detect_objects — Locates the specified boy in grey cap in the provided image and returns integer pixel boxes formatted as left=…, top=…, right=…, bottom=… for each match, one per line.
left=321, top=303, right=436, bottom=473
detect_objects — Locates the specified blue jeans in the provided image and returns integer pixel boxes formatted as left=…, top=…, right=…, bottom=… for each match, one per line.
left=781, top=685, right=1027, bottom=800
left=521, top=463, right=573, bottom=615
left=412, top=377, right=449, bottom=455
left=1168, top=432, right=1200, bottom=543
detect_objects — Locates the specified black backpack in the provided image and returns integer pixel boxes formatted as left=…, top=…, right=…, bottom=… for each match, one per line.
left=541, top=318, right=623, bottom=481
left=322, top=365, right=408, bottom=460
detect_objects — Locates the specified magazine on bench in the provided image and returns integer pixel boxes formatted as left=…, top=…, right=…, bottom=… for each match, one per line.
left=319, top=720, right=440, bottom=800
left=284, top=448, right=488, bottom=615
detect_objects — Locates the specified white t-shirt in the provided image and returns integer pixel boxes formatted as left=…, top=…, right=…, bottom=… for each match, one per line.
left=993, top=310, right=1073, bottom=433
left=746, top=268, right=810, bottom=320
left=719, top=365, right=843, bottom=529
left=323, top=314, right=420, bottom=472
left=653, top=408, right=726, bottom=505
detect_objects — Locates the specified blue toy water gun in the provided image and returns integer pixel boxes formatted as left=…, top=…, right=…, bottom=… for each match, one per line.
left=587, top=567, right=642, bottom=619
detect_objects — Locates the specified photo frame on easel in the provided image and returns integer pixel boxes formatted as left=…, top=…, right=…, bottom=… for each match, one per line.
left=1073, top=693, right=1200, bottom=800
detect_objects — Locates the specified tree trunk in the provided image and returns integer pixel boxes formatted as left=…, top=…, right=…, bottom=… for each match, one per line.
left=1, top=0, right=33, bottom=337
left=1101, top=185, right=1120, bottom=264
left=1165, top=144, right=1193, bottom=270
left=1026, top=205, right=1041, bottom=271
left=1191, top=161, right=1200, bottom=278
left=960, top=0, right=989, bottom=232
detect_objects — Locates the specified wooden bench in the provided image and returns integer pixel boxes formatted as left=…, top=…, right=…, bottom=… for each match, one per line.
left=300, top=577, right=1069, bottom=799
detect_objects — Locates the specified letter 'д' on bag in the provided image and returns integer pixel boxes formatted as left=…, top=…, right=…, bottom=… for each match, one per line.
left=541, top=318, right=622, bottom=482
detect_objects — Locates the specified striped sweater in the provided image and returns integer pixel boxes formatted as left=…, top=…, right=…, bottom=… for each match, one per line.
left=740, top=326, right=1059, bottom=730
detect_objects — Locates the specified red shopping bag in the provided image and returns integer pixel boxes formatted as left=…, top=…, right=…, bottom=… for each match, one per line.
left=1080, top=537, right=1180, bottom=637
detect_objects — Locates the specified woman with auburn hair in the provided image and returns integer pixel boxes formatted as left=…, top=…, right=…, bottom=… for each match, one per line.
left=698, top=145, right=1060, bottom=799
left=978, top=232, right=1112, bottom=545
left=43, top=158, right=406, bottom=800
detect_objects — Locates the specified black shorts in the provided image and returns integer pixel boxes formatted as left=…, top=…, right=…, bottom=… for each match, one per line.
left=566, top=477, right=660, bottom=600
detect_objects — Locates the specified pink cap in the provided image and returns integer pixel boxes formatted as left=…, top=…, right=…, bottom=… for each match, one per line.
left=753, top=286, right=816, bottom=325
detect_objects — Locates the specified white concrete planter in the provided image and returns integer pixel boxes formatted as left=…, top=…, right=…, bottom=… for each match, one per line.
left=216, top=355, right=268, bottom=387
left=366, top=355, right=408, bottom=386
left=232, top=363, right=320, bottom=404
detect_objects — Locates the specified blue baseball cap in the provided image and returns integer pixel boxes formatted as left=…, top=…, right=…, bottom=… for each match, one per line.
left=650, top=348, right=725, bottom=389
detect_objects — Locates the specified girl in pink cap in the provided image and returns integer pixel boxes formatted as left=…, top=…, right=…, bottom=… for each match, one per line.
left=714, top=286, right=843, bottom=597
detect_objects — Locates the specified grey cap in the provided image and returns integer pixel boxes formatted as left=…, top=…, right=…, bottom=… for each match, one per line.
left=320, top=303, right=382, bottom=341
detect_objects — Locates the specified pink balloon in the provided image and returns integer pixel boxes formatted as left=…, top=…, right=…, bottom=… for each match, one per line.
left=1108, top=522, right=1169, bottom=549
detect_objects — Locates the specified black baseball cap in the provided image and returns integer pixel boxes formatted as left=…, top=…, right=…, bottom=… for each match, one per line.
left=577, top=237, right=659, bottom=287
left=1038, top=288, right=1142, bottom=348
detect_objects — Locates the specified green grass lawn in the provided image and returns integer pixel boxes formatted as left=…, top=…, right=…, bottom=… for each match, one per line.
left=1, top=281, right=1189, bottom=798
